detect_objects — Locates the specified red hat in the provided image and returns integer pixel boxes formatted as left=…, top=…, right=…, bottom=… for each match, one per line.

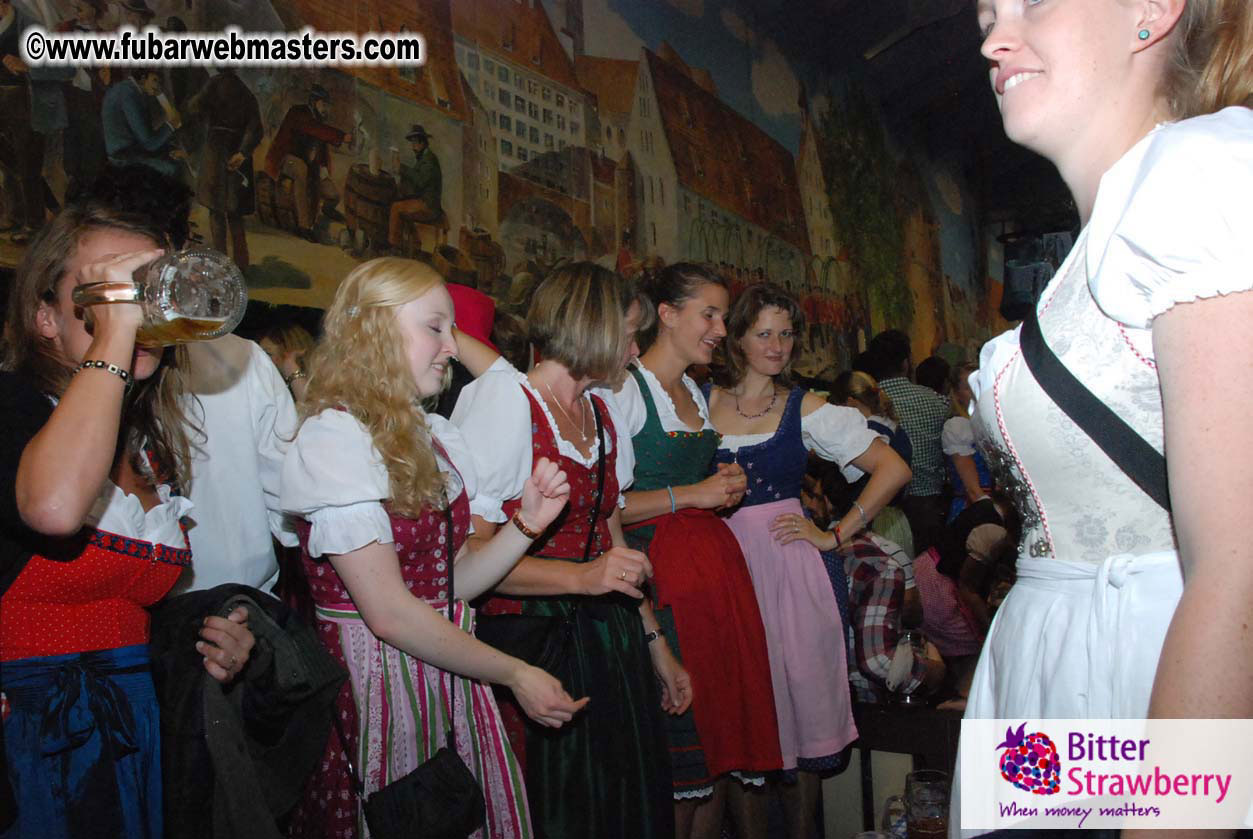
left=446, top=282, right=497, bottom=353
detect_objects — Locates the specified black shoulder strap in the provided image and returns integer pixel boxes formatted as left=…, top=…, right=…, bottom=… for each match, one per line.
left=1019, top=306, right=1170, bottom=511
left=583, top=398, right=606, bottom=562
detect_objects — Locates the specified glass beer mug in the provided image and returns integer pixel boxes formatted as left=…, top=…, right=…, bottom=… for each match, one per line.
left=71, top=248, right=247, bottom=346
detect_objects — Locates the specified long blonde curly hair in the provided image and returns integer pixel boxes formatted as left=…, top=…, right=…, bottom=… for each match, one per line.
left=300, top=258, right=449, bottom=517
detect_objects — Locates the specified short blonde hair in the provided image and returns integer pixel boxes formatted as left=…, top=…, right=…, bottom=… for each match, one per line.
left=527, top=262, right=630, bottom=383
left=301, top=257, right=448, bottom=517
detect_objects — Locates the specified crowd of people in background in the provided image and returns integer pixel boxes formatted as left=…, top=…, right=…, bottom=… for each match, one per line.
left=0, top=162, right=1021, bottom=839
left=1, top=0, right=1250, bottom=836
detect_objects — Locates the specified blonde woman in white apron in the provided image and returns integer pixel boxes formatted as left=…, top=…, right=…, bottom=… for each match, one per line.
left=955, top=0, right=1253, bottom=835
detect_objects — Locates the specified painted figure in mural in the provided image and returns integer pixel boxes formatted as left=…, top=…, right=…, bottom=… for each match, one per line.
left=102, top=67, right=185, bottom=180
left=114, top=0, right=154, bottom=28
left=54, top=0, right=110, bottom=201
left=0, top=0, right=55, bottom=243
left=184, top=68, right=262, bottom=269
left=387, top=123, right=443, bottom=249
left=264, top=83, right=353, bottom=243
left=705, top=283, right=911, bottom=839
left=616, top=228, right=638, bottom=276
left=163, top=15, right=211, bottom=153
left=955, top=0, right=1253, bottom=829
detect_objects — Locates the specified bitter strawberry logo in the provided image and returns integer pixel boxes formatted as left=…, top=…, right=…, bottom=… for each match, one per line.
left=996, top=722, right=1061, bottom=795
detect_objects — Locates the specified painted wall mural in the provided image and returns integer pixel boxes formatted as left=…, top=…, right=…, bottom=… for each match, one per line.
left=0, top=0, right=1009, bottom=376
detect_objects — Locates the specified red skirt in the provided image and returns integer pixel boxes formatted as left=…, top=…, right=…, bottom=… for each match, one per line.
left=638, top=508, right=782, bottom=779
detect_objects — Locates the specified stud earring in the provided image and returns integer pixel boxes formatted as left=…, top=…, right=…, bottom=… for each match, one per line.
left=1138, top=29, right=1151, bottom=40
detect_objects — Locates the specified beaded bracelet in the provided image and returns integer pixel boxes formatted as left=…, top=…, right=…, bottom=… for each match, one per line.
left=510, top=510, right=542, bottom=541
left=77, top=359, right=131, bottom=387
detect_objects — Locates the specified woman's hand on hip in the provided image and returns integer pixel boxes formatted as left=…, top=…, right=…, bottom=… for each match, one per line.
left=769, top=511, right=834, bottom=550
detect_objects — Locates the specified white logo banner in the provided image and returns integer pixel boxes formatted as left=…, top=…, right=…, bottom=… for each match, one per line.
left=960, top=719, right=1253, bottom=830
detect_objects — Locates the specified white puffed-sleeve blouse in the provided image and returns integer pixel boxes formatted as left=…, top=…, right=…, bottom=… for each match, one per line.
left=281, top=409, right=474, bottom=558
left=450, top=358, right=635, bottom=523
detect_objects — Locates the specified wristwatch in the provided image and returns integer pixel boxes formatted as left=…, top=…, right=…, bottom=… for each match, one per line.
left=644, top=628, right=664, bottom=644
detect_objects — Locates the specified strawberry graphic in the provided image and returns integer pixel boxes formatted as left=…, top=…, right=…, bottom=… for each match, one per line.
left=996, top=722, right=1061, bottom=795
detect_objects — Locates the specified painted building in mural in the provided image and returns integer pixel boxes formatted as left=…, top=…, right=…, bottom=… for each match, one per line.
left=575, top=55, right=638, bottom=162
left=628, top=45, right=810, bottom=289
left=450, top=0, right=589, bottom=170
left=459, top=75, right=501, bottom=233
left=797, top=95, right=839, bottom=270
left=0, top=0, right=997, bottom=363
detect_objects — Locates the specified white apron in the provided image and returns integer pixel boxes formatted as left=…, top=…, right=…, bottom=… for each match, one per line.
left=952, top=230, right=1183, bottom=837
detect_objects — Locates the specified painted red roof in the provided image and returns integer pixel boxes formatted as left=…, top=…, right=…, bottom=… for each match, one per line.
left=645, top=49, right=809, bottom=253
left=450, top=0, right=581, bottom=92
left=574, top=55, right=638, bottom=118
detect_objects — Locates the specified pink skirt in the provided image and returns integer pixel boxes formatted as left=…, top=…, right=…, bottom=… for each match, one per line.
left=724, top=499, right=857, bottom=770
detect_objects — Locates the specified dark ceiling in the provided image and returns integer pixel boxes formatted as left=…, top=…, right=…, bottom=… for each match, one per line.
left=747, top=0, right=1077, bottom=232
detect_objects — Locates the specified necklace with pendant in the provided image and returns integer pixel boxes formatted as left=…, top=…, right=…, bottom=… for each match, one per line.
left=544, top=380, right=589, bottom=440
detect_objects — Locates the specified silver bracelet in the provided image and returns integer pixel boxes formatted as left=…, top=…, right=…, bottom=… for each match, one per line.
left=76, top=359, right=132, bottom=387
left=854, top=500, right=869, bottom=531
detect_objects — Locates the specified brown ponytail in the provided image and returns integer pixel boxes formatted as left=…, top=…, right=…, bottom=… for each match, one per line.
left=1164, top=0, right=1253, bottom=119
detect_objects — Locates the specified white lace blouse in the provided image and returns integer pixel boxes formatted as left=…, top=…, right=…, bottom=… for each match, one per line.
left=970, top=107, right=1253, bottom=563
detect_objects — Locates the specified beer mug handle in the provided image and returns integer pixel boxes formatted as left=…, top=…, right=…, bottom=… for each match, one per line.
left=70, top=281, right=142, bottom=306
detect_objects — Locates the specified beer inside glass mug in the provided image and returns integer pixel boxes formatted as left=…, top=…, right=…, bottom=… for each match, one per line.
left=71, top=248, right=247, bottom=346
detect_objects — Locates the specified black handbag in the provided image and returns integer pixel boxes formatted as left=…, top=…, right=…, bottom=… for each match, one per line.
left=1020, top=304, right=1170, bottom=511
left=473, top=398, right=606, bottom=673
left=332, top=502, right=486, bottom=839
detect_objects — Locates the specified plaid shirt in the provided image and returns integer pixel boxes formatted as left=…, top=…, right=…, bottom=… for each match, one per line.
left=844, top=536, right=929, bottom=702
left=877, top=377, right=950, bottom=497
